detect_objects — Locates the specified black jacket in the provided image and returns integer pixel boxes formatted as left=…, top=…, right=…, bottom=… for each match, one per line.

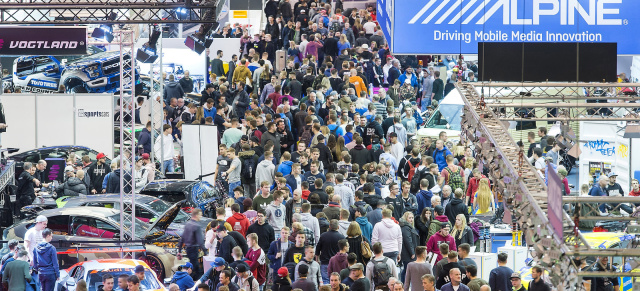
left=315, top=229, right=346, bottom=264
left=211, top=58, right=225, bottom=77
left=16, top=171, right=36, bottom=203
left=400, top=220, right=420, bottom=262
left=232, top=90, right=250, bottom=119
left=363, top=121, right=383, bottom=146
left=228, top=231, right=248, bottom=255
left=349, top=144, right=371, bottom=168
left=138, top=128, right=152, bottom=154
left=56, top=177, right=87, bottom=196
left=453, top=226, right=475, bottom=247
left=314, top=143, right=333, bottom=169
left=445, top=197, right=469, bottom=225
left=247, top=221, right=276, bottom=251
left=88, top=162, right=111, bottom=192
left=163, top=81, right=185, bottom=103
left=323, top=37, right=339, bottom=58
left=264, top=0, right=279, bottom=17
left=217, top=235, right=238, bottom=263
left=178, top=77, right=194, bottom=93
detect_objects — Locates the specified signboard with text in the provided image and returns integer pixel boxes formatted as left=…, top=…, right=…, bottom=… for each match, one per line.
left=380, top=0, right=640, bottom=55
left=0, top=26, right=87, bottom=55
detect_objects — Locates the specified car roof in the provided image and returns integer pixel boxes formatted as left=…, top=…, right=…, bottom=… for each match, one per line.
left=64, top=194, right=158, bottom=206
left=68, top=259, right=150, bottom=271
left=581, top=232, right=633, bottom=249
left=42, top=206, right=120, bottom=219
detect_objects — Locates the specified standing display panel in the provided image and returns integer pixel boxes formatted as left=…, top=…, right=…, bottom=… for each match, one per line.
left=182, top=124, right=218, bottom=185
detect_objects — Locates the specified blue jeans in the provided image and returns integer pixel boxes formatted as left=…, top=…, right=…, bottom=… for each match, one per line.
left=228, top=181, right=241, bottom=197
left=383, top=251, right=399, bottom=264
left=39, top=273, right=57, bottom=291
left=320, top=264, right=330, bottom=284
left=162, top=159, right=174, bottom=173
left=422, top=95, right=431, bottom=112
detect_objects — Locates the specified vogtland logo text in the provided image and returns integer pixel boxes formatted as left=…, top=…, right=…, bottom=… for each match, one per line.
left=409, top=0, right=625, bottom=26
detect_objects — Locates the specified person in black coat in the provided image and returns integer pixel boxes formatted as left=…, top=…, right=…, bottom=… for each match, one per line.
left=444, top=190, right=470, bottom=225
left=314, top=135, right=333, bottom=169
left=277, top=120, right=295, bottom=153
left=264, top=0, right=279, bottom=19
left=400, top=214, right=420, bottom=283
left=323, top=32, right=340, bottom=59
left=232, top=84, right=250, bottom=120
left=179, top=71, right=194, bottom=93
left=216, top=226, right=238, bottom=263
left=200, top=83, right=215, bottom=107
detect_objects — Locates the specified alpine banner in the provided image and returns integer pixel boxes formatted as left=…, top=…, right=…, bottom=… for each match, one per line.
left=0, top=26, right=87, bottom=55
left=380, top=0, right=639, bottom=55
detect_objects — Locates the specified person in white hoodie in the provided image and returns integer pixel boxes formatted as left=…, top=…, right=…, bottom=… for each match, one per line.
left=300, top=203, right=321, bottom=245
left=255, top=151, right=276, bottom=192
left=371, top=208, right=403, bottom=263
left=265, top=190, right=287, bottom=239
left=333, top=174, right=354, bottom=210
left=154, top=124, right=175, bottom=174
left=133, top=157, right=149, bottom=192
left=337, top=209, right=351, bottom=237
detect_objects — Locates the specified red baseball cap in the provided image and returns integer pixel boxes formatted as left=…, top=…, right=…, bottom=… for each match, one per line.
left=141, top=153, right=150, bottom=160
left=96, top=153, right=107, bottom=160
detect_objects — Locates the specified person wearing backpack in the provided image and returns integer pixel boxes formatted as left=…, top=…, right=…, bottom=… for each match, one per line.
left=403, top=148, right=421, bottom=184
left=433, top=140, right=452, bottom=172
left=238, top=144, right=259, bottom=198
left=232, top=264, right=258, bottom=291
left=439, top=155, right=466, bottom=195
left=365, top=242, right=398, bottom=291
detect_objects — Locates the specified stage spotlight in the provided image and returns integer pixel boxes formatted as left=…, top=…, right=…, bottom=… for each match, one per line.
left=137, top=26, right=161, bottom=63
left=91, top=25, right=114, bottom=43
left=184, top=2, right=218, bottom=54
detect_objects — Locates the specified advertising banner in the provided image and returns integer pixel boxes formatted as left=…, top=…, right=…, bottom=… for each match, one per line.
left=75, top=94, right=115, bottom=157
left=0, top=26, right=87, bottom=55
left=182, top=124, right=218, bottom=186
left=384, top=0, right=640, bottom=55
left=44, top=158, right=66, bottom=184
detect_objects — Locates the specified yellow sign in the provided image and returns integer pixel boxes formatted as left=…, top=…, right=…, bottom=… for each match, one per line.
left=233, top=10, right=248, bottom=19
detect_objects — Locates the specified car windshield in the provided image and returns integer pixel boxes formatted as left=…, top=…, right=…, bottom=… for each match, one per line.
left=86, top=269, right=160, bottom=291
left=426, top=104, right=462, bottom=131
left=106, top=215, right=150, bottom=239
left=146, top=199, right=190, bottom=223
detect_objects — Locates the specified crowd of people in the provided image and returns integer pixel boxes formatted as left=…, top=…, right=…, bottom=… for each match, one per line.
left=148, top=2, right=554, bottom=291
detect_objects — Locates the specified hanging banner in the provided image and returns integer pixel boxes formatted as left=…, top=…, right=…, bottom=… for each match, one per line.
left=381, top=0, right=640, bottom=55
left=0, top=26, right=87, bottom=55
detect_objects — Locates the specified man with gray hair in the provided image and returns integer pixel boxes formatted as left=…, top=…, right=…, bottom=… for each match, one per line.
left=34, top=160, right=50, bottom=188
left=2, top=249, right=31, bottom=291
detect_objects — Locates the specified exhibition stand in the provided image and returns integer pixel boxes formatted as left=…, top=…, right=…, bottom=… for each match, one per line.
left=1, top=93, right=115, bottom=157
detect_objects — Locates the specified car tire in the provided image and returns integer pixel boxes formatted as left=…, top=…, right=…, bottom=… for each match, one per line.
left=70, top=86, right=88, bottom=93
left=138, top=253, right=165, bottom=279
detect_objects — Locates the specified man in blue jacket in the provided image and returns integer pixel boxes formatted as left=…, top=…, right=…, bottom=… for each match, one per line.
left=33, top=228, right=58, bottom=291
left=433, top=139, right=452, bottom=172
left=267, top=227, right=293, bottom=281
left=171, top=262, right=195, bottom=291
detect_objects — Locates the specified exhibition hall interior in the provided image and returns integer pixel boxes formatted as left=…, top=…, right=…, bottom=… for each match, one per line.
left=0, top=1, right=639, bottom=291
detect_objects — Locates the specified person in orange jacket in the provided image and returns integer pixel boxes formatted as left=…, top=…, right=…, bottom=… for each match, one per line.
left=348, top=69, right=367, bottom=98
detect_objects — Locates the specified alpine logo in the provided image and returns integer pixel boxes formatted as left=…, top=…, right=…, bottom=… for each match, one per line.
left=409, top=0, right=624, bottom=26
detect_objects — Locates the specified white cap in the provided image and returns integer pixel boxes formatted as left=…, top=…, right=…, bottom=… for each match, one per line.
left=36, top=215, right=48, bottom=222
left=361, top=44, right=369, bottom=49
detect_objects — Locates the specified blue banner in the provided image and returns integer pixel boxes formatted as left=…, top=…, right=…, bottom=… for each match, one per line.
left=384, top=0, right=639, bottom=55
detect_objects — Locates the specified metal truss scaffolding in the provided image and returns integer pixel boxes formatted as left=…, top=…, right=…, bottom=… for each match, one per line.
left=117, top=30, right=137, bottom=247
left=0, top=0, right=218, bottom=24
left=459, top=82, right=640, bottom=290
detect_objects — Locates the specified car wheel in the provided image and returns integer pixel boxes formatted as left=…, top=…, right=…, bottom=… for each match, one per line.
left=140, top=253, right=165, bottom=279
left=70, top=86, right=88, bottom=93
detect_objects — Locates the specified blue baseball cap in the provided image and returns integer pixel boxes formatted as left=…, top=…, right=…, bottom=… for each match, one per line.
left=211, top=257, right=226, bottom=267
left=182, top=262, right=193, bottom=269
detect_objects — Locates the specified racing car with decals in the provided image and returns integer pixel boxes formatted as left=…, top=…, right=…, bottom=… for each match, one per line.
left=2, top=202, right=187, bottom=279
left=56, top=259, right=164, bottom=291
left=12, top=49, right=140, bottom=94
left=23, top=194, right=212, bottom=237
left=140, top=179, right=226, bottom=217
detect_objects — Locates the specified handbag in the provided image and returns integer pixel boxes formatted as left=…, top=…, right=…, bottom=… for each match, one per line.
left=361, top=236, right=372, bottom=259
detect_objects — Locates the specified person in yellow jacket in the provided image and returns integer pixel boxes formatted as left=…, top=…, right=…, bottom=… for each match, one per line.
left=348, top=69, right=368, bottom=98
left=232, top=59, right=253, bottom=86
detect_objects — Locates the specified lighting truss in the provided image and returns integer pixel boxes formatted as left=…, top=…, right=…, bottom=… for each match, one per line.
left=0, top=1, right=218, bottom=24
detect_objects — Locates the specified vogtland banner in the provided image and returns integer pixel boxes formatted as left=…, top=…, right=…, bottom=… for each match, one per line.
left=378, top=0, right=639, bottom=55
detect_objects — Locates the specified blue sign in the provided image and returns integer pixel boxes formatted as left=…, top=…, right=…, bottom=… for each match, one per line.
left=382, top=0, right=640, bottom=55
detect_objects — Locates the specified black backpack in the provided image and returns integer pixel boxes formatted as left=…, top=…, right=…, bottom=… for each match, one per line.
left=372, top=257, right=392, bottom=287
left=241, top=157, right=256, bottom=180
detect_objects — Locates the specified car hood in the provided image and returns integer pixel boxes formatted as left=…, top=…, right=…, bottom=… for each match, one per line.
left=145, top=200, right=184, bottom=238
left=141, top=180, right=196, bottom=193
left=66, top=51, right=120, bottom=67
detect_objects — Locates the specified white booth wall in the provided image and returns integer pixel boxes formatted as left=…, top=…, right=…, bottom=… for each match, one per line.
left=2, top=93, right=114, bottom=156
